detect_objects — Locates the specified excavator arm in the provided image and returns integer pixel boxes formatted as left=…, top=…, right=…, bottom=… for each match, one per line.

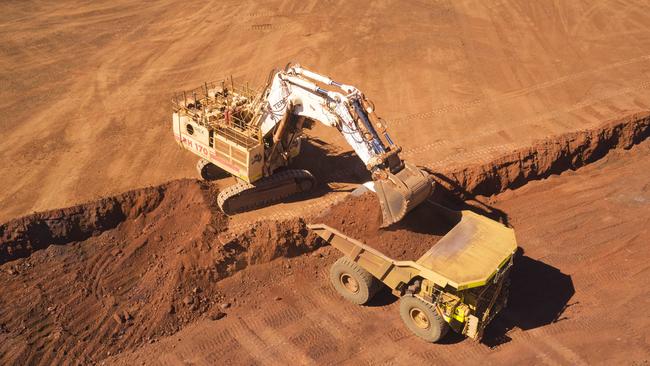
left=258, top=64, right=433, bottom=226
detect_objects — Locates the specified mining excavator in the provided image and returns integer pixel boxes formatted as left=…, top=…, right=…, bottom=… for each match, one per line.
left=172, top=64, right=432, bottom=226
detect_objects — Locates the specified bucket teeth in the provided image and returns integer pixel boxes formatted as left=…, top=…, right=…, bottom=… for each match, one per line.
left=374, top=164, right=433, bottom=227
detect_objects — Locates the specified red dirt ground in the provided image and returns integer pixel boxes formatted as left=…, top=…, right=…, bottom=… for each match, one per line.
left=2, top=1, right=650, bottom=365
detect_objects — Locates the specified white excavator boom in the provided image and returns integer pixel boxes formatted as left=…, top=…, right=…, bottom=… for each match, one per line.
left=256, top=64, right=433, bottom=225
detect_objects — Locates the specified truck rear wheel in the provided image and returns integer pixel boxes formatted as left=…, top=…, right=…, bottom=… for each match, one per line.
left=399, top=295, right=449, bottom=343
left=329, top=257, right=380, bottom=305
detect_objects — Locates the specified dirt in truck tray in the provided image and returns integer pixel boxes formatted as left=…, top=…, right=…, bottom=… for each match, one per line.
left=319, top=193, right=455, bottom=261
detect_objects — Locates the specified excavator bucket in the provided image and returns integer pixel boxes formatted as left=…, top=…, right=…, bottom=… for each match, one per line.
left=374, top=163, right=433, bottom=227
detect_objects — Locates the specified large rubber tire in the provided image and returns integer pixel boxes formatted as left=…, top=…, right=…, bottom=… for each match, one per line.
left=399, top=295, right=449, bottom=343
left=329, top=257, right=381, bottom=305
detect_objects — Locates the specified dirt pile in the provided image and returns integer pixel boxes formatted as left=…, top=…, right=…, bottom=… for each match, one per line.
left=221, top=219, right=317, bottom=265
left=319, top=193, right=454, bottom=260
left=0, top=179, right=319, bottom=365
left=0, top=180, right=216, bottom=364
left=0, top=186, right=165, bottom=264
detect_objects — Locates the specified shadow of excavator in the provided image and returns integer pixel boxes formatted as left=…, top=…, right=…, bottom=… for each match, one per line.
left=291, top=137, right=370, bottom=186
left=253, top=137, right=370, bottom=207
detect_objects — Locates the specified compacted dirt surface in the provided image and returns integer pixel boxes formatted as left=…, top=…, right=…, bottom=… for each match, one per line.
left=3, top=1, right=650, bottom=365
left=3, top=0, right=650, bottom=222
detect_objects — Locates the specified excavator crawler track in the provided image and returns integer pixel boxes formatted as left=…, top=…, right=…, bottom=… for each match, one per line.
left=217, top=169, right=316, bottom=215
left=196, top=158, right=221, bottom=180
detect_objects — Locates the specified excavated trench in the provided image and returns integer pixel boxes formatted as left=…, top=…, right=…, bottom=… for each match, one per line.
left=0, top=112, right=648, bottom=364
left=3, top=113, right=648, bottom=264
left=437, top=112, right=650, bottom=197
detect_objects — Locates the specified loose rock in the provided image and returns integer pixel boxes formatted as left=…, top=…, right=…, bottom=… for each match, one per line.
left=210, top=311, right=226, bottom=321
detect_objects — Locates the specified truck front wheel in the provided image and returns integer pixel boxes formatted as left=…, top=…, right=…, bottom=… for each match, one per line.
left=329, top=256, right=380, bottom=305
left=399, top=295, right=449, bottom=342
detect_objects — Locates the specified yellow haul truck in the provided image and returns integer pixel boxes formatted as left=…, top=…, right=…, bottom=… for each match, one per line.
left=308, top=205, right=517, bottom=342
